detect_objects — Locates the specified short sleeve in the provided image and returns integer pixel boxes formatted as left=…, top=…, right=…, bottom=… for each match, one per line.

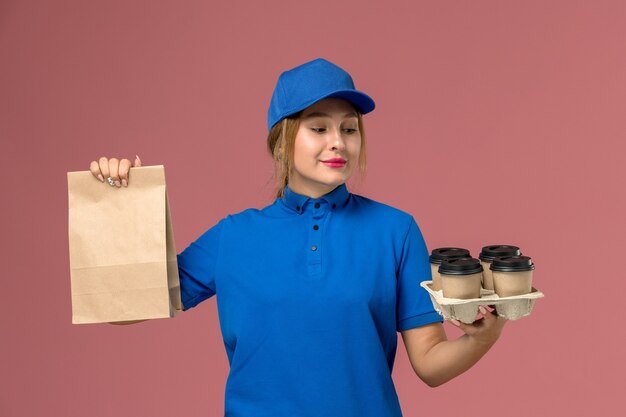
left=177, top=218, right=224, bottom=311
left=396, top=216, right=443, bottom=332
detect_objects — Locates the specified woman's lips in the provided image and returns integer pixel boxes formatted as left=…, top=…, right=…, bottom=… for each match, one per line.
left=322, top=161, right=346, bottom=168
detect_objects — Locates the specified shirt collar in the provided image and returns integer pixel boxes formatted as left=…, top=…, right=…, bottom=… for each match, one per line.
left=281, top=183, right=350, bottom=214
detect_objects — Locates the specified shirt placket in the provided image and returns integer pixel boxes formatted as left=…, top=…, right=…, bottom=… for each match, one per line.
left=307, top=200, right=327, bottom=277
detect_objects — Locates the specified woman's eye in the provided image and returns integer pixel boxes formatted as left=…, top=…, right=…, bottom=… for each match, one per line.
left=310, top=127, right=358, bottom=134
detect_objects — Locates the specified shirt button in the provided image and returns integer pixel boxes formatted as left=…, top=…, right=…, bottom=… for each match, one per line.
left=332, top=203, right=337, bottom=209
left=313, top=225, right=319, bottom=230
left=311, top=245, right=317, bottom=251
left=314, top=202, right=320, bottom=208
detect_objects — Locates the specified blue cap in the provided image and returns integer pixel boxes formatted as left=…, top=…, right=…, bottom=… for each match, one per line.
left=267, top=58, right=376, bottom=131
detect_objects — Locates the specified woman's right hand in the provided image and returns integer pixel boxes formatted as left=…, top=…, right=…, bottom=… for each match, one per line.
left=89, top=155, right=142, bottom=187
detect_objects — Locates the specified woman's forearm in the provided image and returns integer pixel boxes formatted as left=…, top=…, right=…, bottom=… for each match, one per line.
left=419, top=334, right=496, bottom=387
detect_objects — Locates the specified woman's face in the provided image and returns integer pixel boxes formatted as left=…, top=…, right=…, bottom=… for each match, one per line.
left=288, top=97, right=361, bottom=198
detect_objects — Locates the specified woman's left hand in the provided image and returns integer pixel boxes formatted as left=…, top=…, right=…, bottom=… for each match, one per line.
left=449, top=306, right=507, bottom=347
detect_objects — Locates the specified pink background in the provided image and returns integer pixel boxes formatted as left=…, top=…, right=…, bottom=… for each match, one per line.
left=1, top=1, right=624, bottom=416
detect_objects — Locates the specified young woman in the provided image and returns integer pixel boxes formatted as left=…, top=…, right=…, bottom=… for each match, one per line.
left=90, top=58, right=506, bottom=417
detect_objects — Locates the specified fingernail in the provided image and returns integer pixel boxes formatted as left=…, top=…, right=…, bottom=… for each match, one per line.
left=115, top=180, right=121, bottom=187
left=122, top=179, right=128, bottom=187
left=479, top=306, right=487, bottom=314
left=135, top=154, right=141, bottom=163
left=451, top=319, right=461, bottom=326
left=97, top=174, right=104, bottom=182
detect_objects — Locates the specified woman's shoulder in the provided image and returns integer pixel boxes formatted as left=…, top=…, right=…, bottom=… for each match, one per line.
left=348, top=193, right=425, bottom=243
left=221, top=207, right=263, bottom=223
left=219, top=203, right=281, bottom=226
left=350, top=192, right=414, bottom=223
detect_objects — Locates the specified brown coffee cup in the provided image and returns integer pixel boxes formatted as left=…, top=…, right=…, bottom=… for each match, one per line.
left=429, top=247, right=471, bottom=291
left=478, top=245, right=521, bottom=290
left=439, top=257, right=483, bottom=299
left=491, top=255, right=535, bottom=297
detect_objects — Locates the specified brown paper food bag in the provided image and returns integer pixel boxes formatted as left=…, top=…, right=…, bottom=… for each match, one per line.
left=67, top=165, right=182, bottom=324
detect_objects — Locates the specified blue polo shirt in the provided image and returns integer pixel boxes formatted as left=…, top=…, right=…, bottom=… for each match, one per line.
left=177, top=182, right=442, bottom=417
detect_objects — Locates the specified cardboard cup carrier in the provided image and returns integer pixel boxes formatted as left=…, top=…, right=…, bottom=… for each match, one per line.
left=422, top=254, right=543, bottom=323
left=421, top=282, right=544, bottom=323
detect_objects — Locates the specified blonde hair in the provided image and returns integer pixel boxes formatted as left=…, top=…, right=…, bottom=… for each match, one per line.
left=266, top=110, right=368, bottom=199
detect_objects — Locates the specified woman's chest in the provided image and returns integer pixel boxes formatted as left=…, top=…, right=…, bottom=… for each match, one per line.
left=217, top=220, right=398, bottom=302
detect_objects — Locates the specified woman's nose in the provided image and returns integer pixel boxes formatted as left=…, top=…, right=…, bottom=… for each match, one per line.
left=329, top=128, right=346, bottom=149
